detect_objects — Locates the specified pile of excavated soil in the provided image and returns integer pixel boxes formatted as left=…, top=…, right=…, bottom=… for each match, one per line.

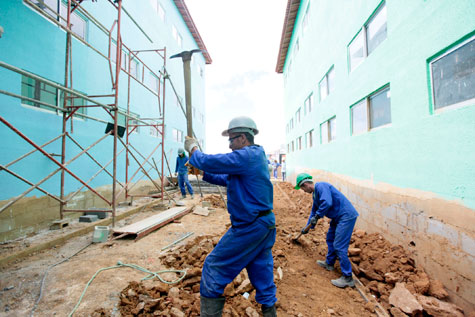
left=200, top=194, right=226, bottom=209
left=276, top=182, right=465, bottom=317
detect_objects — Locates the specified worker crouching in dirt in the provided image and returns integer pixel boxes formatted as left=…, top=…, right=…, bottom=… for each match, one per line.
left=295, top=173, right=359, bottom=288
left=184, top=116, right=277, bottom=317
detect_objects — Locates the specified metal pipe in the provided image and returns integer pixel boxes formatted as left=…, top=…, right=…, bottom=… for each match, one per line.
left=65, top=147, right=125, bottom=203
left=0, top=165, right=62, bottom=203
left=66, top=134, right=125, bottom=189
left=0, top=116, right=111, bottom=205
left=0, top=167, right=62, bottom=214
left=3, top=133, right=64, bottom=169
left=111, top=0, right=123, bottom=227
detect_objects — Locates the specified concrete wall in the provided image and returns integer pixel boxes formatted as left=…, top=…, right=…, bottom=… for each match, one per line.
left=289, top=168, right=475, bottom=312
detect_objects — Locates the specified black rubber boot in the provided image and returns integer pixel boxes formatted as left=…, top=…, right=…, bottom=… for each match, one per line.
left=262, top=304, right=277, bottom=317
left=200, top=296, right=225, bottom=317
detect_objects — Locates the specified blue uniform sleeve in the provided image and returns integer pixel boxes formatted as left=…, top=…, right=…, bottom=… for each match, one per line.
left=306, top=183, right=333, bottom=227
left=203, top=172, right=228, bottom=187
left=189, top=149, right=251, bottom=175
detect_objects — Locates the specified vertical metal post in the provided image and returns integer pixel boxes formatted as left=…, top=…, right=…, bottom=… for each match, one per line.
left=60, top=0, right=72, bottom=220
left=112, top=0, right=123, bottom=227
left=161, top=48, right=166, bottom=201
left=183, top=58, right=193, bottom=137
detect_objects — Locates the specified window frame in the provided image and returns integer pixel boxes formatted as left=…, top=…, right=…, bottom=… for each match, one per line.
left=429, top=34, right=475, bottom=113
left=320, top=116, right=336, bottom=144
left=350, top=85, right=391, bottom=135
left=348, top=1, right=387, bottom=72
left=20, top=74, right=87, bottom=119
left=319, top=66, right=335, bottom=101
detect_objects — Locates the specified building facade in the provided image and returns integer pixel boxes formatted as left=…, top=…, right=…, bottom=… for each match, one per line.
left=276, top=0, right=474, bottom=310
left=0, top=0, right=210, bottom=240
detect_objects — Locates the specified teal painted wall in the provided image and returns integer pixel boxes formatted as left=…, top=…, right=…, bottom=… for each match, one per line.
left=0, top=0, right=207, bottom=200
left=282, top=0, right=475, bottom=208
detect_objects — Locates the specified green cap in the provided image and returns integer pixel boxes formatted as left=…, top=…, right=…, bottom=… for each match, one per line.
left=294, top=173, right=313, bottom=190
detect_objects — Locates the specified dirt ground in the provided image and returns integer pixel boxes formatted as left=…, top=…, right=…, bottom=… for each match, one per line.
left=0, top=183, right=464, bottom=316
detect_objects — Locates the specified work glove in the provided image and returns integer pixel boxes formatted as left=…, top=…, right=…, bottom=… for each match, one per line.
left=184, top=136, right=199, bottom=153
left=310, top=216, right=319, bottom=226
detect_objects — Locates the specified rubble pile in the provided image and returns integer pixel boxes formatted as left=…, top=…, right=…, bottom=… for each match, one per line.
left=200, top=194, right=226, bottom=209
left=350, top=231, right=464, bottom=316
left=118, top=235, right=265, bottom=317
left=277, top=182, right=465, bottom=317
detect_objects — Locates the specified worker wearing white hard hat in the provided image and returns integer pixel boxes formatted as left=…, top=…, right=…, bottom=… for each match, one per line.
left=184, top=116, right=277, bottom=317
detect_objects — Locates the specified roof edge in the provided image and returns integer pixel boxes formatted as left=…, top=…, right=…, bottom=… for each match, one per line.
left=173, top=0, right=212, bottom=64
left=275, top=0, right=301, bottom=73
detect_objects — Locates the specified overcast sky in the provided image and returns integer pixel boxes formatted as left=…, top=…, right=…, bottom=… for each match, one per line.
left=185, top=0, right=288, bottom=154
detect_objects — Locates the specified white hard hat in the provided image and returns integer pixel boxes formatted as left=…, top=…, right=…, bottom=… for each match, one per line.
left=178, top=148, right=185, bottom=154
left=221, top=116, right=259, bottom=136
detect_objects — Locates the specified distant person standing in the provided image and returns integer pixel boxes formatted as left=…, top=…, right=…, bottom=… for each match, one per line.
left=175, top=148, right=194, bottom=199
left=281, top=159, right=286, bottom=181
left=272, top=160, right=281, bottom=179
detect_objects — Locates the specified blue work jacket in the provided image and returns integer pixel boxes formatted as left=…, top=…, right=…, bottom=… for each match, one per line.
left=189, top=145, right=273, bottom=227
left=307, top=182, right=359, bottom=227
left=175, top=155, right=189, bottom=175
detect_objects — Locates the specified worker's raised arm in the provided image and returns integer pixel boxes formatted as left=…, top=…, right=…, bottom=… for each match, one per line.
left=189, top=149, right=251, bottom=175
left=203, top=172, right=228, bottom=187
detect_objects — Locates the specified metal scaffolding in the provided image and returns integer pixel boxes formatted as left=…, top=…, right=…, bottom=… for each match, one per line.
left=0, top=0, right=185, bottom=227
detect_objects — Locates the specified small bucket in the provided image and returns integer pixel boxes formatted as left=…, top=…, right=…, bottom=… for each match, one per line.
left=93, top=226, right=110, bottom=243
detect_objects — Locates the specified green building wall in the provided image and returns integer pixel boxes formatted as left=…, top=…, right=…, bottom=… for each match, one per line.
left=281, top=0, right=475, bottom=311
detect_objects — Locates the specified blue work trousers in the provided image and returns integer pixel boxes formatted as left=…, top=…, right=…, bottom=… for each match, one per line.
left=325, top=216, right=357, bottom=276
left=200, top=217, right=277, bottom=306
left=178, top=173, right=193, bottom=196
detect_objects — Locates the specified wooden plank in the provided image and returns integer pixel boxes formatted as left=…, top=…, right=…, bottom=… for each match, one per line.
left=112, top=207, right=188, bottom=238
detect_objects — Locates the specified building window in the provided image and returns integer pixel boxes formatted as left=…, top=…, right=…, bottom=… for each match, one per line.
left=130, top=117, right=140, bottom=134
left=305, top=129, right=314, bottom=148
left=130, top=59, right=139, bottom=79
left=28, top=1, right=87, bottom=40
left=296, top=137, right=302, bottom=150
left=147, top=72, right=159, bottom=92
left=172, top=25, right=182, bottom=47
left=287, top=144, right=290, bottom=153
left=110, top=42, right=127, bottom=70
left=304, top=93, right=313, bottom=115
left=291, top=140, right=295, bottom=152
left=351, top=86, right=391, bottom=135
left=319, top=67, right=335, bottom=101
left=349, top=1, right=387, bottom=71
left=172, top=128, right=183, bottom=142
left=321, top=117, right=336, bottom=144
left=150, top=124, right=160, bottom=138
left=295, top=108, right=301, bottom=124
left=21, top=75, right=86, bottom=117
left=302, top=5, right=310, bottom=34
left=430, top=36, right=475, bottom=110
left=158, top=2, right=165, bottom=21
left=290, top=118, right=294, bottom=130
left=294, top=38, right=300, bottom=55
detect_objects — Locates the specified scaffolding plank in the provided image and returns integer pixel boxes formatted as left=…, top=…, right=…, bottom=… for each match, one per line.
left=112, top=206, right=189, bottom=241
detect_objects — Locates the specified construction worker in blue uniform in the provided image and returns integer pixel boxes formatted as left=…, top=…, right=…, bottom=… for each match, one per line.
left=295, top=173, right=359, bottom=288
left=184, top=116, right=277, bottom=317
left=175, top=148, right=194, bottom=199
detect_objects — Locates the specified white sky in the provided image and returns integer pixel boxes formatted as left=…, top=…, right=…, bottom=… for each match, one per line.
left=185, top=0, right=288, bottom=154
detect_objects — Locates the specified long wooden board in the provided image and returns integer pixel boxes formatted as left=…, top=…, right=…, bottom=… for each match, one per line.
left=112, top=206, right=190, bottom=241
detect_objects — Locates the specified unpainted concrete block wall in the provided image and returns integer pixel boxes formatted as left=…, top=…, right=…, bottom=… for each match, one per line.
left=290, top=169, right=475, bottom=313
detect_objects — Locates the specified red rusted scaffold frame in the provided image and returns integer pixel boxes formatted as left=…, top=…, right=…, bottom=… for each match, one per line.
left=0, top=0, right=178, bottom=227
